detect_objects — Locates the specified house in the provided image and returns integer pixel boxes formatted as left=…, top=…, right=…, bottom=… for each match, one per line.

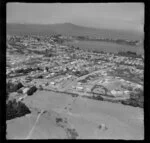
left=23, top=87, right=30, bottom=94
left=50, top=81, right=55, bottom=85
left=76, top=86, right=83, bottom=91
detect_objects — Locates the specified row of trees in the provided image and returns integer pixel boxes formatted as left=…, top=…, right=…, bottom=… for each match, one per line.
left=117, top=51, right=141, bottom=58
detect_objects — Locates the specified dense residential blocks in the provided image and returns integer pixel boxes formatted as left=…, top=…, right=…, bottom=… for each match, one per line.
left=6, top=34, right=144, bottom=107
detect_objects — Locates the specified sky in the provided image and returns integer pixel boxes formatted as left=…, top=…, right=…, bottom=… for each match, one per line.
left=7, top=3, right=144, bottom=33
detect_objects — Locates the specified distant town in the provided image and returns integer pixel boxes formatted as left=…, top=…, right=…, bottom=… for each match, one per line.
left=7, top=34, right=144, bottom=108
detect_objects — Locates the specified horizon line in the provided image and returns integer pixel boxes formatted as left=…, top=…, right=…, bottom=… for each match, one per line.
left=7, top=22, right=143, bottom=34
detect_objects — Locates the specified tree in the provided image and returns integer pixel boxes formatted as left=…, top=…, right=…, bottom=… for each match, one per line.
left=7, top=82, right=23, bottom=93
left=6, top=99, right=31, bottom=120
left=27, top=86, right=37, bottom=96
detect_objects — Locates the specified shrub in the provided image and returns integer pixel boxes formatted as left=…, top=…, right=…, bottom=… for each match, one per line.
left=17, top=88, right=23, bottom=94
left=27, top=86, right=37, bottom=96
left=121, top=90, right=143, bottom=108
left=56, top=118, right=63, bottom=123
left=92, top=94, right=104, bottom=101
left=121, top=99, right=139, bottom=107
left=39, top=85, right=43, bottom=90
left=7, top=82, right=23, bottom=93
left=6, top=99, right=31, bottom=120
left=66, top=128, right=79, bottom=139
left=37, top=75, right=43, bottom=79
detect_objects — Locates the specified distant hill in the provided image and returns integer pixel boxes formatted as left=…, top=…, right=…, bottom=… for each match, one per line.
left=7, top=23, right=143, bottom=41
